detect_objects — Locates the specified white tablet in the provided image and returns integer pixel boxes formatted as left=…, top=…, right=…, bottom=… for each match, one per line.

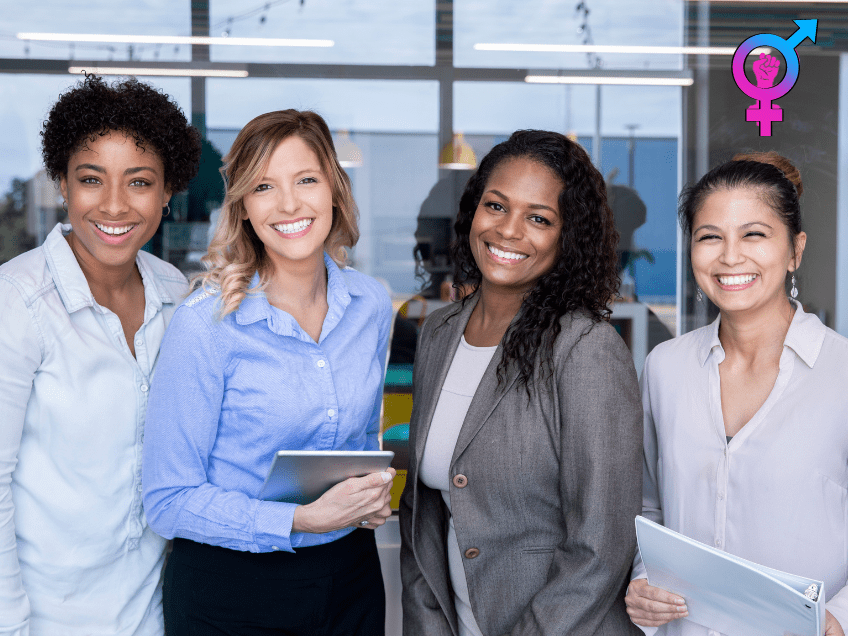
left=258, top=450, right=395, bottom=505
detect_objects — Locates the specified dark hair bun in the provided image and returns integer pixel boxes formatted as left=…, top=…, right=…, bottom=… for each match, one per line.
left=732, top=151, right=803, bottom=197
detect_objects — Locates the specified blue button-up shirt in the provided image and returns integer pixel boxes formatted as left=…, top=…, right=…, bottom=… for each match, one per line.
left=0, top=223, right=187, bottom=635
left=142, top=254, right=392, bottom=553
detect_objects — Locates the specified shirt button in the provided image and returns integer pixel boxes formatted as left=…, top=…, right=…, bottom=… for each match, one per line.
left=328, top=409, right=335, bottom=417
left=137, top=485, right=143, bottom=492
left=135, top=339, right=143, bottom=347
left=715, top=539, right=722, bottom=548
left=140, top=384, right=149, bottom=392
left=271, top=546, right=280, bottom=551
left=464, top=547, right=480, bottom=559
left=317, top=360, right=326, bottom=368
left=717, top=491, right=725, bottom=500
left=453, top=474, right=468, bottom=488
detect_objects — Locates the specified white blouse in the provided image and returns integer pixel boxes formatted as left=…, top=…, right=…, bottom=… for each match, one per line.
left=633, top=302, right=848, bottom=636
left=419, top=335, right=497, bottom=636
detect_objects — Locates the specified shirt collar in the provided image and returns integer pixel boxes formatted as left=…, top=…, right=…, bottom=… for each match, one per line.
left=696, top=300, right=826, bottom=369
left=235, top=252, right=357, bottom=338
left=43, top=223, right=174, bottom=314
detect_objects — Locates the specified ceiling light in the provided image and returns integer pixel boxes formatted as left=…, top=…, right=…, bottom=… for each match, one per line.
left=20, top=32, right=333, bottom=48
left=68, top=66, right=249, bottom=78
left=439, top=133, right=477, bottom=170
left=335, top=130, right=363, bottom=169
left=477, top=43, right=736, bottom=55
left=525, top=75, right=694, bottom=86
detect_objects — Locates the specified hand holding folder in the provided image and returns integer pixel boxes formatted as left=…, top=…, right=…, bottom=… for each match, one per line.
left=635, top=516, right=825, bottom=636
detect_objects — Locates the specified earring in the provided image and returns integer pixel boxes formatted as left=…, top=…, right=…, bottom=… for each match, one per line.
left=62, top=200, right=68, bottom=212
left=696, top=287, right=703, bottom=302
left=790, top=274, right=798, bottom=299
left=162, top=204, right=171, bottom=218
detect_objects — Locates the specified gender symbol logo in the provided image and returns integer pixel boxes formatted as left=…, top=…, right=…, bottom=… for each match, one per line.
left=731, top=19, right=817, bottom=137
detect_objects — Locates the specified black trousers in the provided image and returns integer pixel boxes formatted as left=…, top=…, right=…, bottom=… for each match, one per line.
left=163, top=530, right=386, bottom=636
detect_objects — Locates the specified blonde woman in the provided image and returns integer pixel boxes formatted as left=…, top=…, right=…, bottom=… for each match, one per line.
left=142, top=110, right=394, bottom=635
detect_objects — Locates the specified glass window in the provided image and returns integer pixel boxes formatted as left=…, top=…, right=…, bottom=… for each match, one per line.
left=209, top=0, right=434, bottom=66
left=454, top=0, right=684, bottom=70
left=1, top=0, right=191, bottom=62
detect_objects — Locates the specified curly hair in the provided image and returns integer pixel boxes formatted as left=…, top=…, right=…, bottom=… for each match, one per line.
left=450, top=130, right=620, bottom=390
left=41, top=74, right=201, bottom=193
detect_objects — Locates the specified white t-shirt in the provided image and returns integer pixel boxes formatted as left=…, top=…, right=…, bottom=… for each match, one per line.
left=419, top=335, right=497, bottom=636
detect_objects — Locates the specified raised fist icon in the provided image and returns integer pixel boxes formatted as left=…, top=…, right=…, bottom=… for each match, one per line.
left=753, top=52, right=780, bottom=88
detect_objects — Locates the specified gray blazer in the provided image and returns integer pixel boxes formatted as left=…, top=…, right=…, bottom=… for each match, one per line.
left=399, top=296, right=643, bottom=636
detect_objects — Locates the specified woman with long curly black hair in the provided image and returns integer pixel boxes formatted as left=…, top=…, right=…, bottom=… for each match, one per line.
left=0, top=74, right=200, bottom=634
left=399, top=130, right=644, bottom=636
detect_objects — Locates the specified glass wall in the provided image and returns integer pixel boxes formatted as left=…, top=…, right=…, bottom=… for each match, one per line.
left=2, top=0, right=846, bottom=347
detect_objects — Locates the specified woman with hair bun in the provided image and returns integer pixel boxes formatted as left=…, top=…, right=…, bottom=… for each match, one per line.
left=400, top=130, right=644, bottom=635
left=0, top=74, right=201, bottom=634
left=142, top=109, right=394, bottom=635
left=626, top=152, right=848, bottom=636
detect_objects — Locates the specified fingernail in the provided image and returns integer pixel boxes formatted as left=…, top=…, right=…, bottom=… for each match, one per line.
left=380, top=472, right=392, bottom=483
left=678, top=606, right=687, bottom=613
left=675, top=598, right=685, bottom=605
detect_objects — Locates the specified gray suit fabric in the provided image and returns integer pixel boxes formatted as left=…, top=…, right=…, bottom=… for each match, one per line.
left=399, top=296, right=644, bottom=636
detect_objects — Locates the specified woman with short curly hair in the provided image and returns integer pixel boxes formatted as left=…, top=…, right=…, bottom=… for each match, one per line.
left=400, top=130, right=644, bottom=635
left=0, top=74, right=200, bottom=634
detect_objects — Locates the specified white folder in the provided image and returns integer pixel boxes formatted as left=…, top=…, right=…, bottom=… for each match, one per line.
left=635, top=516, right=824, bottom=636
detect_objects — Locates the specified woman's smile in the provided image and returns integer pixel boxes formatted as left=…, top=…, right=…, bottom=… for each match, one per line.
left=470, top=157, right=563, bottom=295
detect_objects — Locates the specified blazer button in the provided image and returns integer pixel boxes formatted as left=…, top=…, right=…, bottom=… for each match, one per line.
left=464, top=547, right=480, bottom=559
left=452, top=474, right=468, bottom=488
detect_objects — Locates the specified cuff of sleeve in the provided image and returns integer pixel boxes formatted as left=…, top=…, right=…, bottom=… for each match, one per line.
left=631, top=560, right=648, bottom=582
left=253, top=500, right=297, bottom=553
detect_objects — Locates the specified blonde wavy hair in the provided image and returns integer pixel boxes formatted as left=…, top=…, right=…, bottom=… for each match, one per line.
left=194, top=109, right=359, bottom=317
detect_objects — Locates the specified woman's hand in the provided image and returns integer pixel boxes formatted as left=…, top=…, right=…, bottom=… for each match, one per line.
left=291, top=467, right=395, bottom=534
left=625, top=578, right=688, bottom=627
left=826, top=610, right=845, bottom=636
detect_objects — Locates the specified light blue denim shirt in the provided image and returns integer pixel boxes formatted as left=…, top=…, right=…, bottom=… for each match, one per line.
left=0, top=223, right=187, bottom=636
left=142, top=253, right=392, bottom=553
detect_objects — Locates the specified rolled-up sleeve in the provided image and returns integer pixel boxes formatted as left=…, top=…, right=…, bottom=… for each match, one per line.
left=0, top=277, right=42, bottom=635
left=142, top=305, right=299, bottom=553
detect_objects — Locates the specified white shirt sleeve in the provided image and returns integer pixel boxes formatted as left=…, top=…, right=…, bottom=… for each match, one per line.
left=0, top=277, right=41, bottom=635
left=630, top=352, right=660, bottom=636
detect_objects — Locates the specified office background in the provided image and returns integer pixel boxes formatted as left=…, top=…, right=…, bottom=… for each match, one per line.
left=1, top=0, right=847, bottom=356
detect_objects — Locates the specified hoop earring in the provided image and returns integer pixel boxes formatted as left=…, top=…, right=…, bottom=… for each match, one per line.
left=790, top=274, right=798, bottom=299
left=696, top=287, right=703, bottom=302
left=162, top=204, right=171, bottom=218
left=62, top=200, right=68, bottom=213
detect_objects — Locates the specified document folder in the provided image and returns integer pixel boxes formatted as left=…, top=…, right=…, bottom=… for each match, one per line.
left=635, top=516, right=824, bottom=636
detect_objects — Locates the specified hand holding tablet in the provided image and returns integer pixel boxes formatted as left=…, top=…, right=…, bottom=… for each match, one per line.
left=260, top=450, right=395, bottom=533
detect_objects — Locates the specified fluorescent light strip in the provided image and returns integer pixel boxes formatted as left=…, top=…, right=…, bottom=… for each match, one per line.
left=68, top=66, right=248, bottom=78
left=20, top=32, right=333, bottom=47
left=525, top=75, right=694, bottom=86
left=477, top=43, right=737, bottom=55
